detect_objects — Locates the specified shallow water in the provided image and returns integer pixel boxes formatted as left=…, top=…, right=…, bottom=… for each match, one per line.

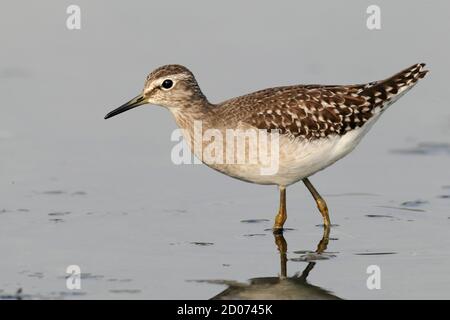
left=1, top=1, right=450, bottom=299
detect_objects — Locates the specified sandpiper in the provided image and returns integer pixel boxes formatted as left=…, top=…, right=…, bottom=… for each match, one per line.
left=105, top=63, right=428, bottom=232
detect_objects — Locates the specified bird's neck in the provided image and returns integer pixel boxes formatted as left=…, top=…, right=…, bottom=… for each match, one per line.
left=168, top=100, right=217, bottom=155
left=170, top=99, right=215, bottom=130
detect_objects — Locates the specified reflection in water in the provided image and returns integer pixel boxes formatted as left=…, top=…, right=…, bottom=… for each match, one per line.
left=209, top=227, right=341, bottom=300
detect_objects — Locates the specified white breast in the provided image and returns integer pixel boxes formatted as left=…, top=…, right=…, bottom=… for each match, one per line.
left=175, top=112, right=381, bottom=187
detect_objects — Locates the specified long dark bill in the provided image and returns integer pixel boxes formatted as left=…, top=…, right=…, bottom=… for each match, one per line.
left=104, top=94, right=146, bottom=119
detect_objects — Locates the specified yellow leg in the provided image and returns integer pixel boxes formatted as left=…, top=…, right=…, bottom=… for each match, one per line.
left=273, top=186, right=287, bottom=233
left=316, top=224, right=330, bottom=254
left=303, top=178, right=331, bottom=227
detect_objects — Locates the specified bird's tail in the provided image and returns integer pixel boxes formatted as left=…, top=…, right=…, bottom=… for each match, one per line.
left=360, top=63, right=429, bottom=112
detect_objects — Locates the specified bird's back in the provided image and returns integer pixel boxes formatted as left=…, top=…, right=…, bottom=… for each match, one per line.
left=215, top=63, right=428, bottom=140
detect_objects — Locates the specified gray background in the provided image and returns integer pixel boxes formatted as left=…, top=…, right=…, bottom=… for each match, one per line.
left=0, top=0, right=449, bottom=299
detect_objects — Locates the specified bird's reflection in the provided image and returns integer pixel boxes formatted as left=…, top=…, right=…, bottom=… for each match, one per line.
left=210, top=227, right=341, bottom=300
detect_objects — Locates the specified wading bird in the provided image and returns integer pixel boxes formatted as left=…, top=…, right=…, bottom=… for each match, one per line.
left=105, top=63, right=428, bottom=232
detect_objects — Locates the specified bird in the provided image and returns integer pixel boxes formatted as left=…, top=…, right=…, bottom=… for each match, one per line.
left=105, top=63, right=428, bottom=233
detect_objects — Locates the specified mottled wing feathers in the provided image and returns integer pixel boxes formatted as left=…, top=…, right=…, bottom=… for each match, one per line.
left=242, top=86, right=368, bottom=139
left=236, top=63, right=428, bottom=140
left=358, top=63, right=428, bottom=110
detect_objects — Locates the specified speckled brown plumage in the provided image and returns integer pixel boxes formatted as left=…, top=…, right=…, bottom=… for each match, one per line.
left=217, top=63, right=428, bottom=140
left=105, top=62, right=429, bottom=229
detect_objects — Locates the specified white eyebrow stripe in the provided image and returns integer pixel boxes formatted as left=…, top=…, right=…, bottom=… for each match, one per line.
left=144, top=73, right=191, bottom=94
left=157, top=73, right=191, bottom=82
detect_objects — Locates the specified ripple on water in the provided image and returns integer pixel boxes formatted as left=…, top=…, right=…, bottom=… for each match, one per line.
left=107, top=278, right=130, bottom=282
left=80, top=273, right=105, bottom=280
left=71, top=191, right=87, bottom=196
left=391, top=142, right=450, bottom=155
left=27, top=272, right=44, bottom=279
left=58, top=273, right=106, bottom=281
left=41, top=190, right=66, bottom=195
left=377, top=205, right=425, bottom=213
left=315, top=224, right=339, bottom=228
left=365, top=214, right=395, bottom=218
left=163, top=209, right=187, bottom=214
left=48, top=211, right=71, bottom=216
left=290, top=252, right=336, bottom=262
left=401, top=200, right=429, bottom=207
left=109, top=289, right=141, bottom=294
left=354, top=252, right=397, bottom=256
left=240, top=219, right=270, bottom=223
left=190, top=242, right=214, bottom=246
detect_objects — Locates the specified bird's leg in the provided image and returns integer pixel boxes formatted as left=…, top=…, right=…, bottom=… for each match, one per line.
left=303, top=178, right=331, bottom=228
left=273, top=186, right=287, bottom=233
left=316, top=223, right=330, bottom=254
left=273, top=232, right=287, bottom=279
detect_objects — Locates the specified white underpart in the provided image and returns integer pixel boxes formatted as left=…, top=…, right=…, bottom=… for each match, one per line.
left=210, top=114, right=381, bottom=186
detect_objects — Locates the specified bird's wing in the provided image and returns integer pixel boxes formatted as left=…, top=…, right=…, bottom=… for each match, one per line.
left=238, top=63, right=428, bottom=140
left=240, top=86, right=369, bottom=139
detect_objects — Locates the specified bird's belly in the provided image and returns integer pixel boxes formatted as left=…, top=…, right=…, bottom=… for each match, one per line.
left=205, top=137, right=337, bottom=186
left=206, top=118, right=378, bottom=186
left=181, top=116, right=378, bottom=186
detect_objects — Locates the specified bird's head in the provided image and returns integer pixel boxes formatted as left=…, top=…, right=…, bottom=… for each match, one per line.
left=104, top=64, right=206, bottom=119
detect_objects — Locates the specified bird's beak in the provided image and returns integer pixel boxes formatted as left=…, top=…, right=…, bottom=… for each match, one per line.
left=104, top=94, right=147, bottom=119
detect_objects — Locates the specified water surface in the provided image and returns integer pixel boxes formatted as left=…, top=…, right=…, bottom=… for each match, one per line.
left=1, top=0, right=449, bottom=299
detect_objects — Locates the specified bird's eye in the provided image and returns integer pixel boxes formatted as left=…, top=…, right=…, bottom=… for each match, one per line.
left=161, top=79, right=173, bottom=89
